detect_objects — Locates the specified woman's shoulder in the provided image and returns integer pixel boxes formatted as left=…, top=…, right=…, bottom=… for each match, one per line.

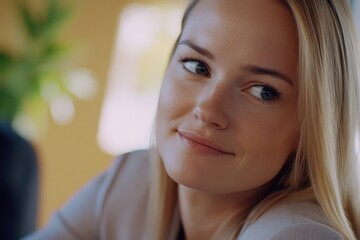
left=108, top=148, right=151, bottom=176
left=104, top=148, right=152, bottom=191
left=24, top=149, right=153, bottom=240
left=238, top=200, right=344, bottom=240
left=97, top=148, right=152, bottom=209
left=95, top=148, right=153, bottom=238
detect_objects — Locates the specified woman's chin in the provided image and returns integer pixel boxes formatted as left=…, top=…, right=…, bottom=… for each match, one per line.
left=162, top=158, right=229, bottom=194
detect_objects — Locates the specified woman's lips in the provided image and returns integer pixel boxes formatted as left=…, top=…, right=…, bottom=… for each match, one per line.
left=177, top=130, right=235, bottom=156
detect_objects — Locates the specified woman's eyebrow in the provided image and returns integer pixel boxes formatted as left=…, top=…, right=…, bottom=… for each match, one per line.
left=178, top=39, right=215, bottom=60
left=178, top=39, right=293, bottom=86
left=241, top=64, right=293, bottom=86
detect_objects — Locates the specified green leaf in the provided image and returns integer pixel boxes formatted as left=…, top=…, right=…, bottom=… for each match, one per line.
left=41, top=43, right=71, bottom=62
left=1, top=0, right=77, bottom=125
left=48, top=0, right=59, bottom=25
left=40, top=0, right=73, bottom=42
left=0, top=51, right=13, bottom=72
left=0, top=57, right=35, bottom=98
left=18, top=1, right=41, bottom=39
left=0, top=87, right=22, bottom=122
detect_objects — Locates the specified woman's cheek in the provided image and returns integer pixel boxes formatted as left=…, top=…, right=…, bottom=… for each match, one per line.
left=159, top=69, right=188, bottom=111
left=158, top=79, right=178, bottom=113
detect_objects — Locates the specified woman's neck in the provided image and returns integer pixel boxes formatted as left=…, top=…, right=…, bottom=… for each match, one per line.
left=178, top=185, right=268, bottom=240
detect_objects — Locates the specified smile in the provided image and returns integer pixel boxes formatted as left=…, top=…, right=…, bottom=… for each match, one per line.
left=177, top=130, right=235, bottom=156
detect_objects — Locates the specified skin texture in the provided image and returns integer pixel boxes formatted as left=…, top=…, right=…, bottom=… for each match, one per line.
left=155, top=0, right=299, bottom=239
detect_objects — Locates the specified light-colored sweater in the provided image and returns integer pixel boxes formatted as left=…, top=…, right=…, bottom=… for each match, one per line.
left=24, top=149, right=343, bottom=240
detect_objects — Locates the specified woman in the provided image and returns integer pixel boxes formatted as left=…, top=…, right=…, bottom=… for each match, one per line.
left=25, top=0, right=360, bottom=239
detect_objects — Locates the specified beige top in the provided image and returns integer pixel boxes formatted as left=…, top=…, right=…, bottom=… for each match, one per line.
left=24, top=149, right=343, bottom=240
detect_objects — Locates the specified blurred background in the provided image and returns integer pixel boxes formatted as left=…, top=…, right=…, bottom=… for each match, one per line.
left=0, top=0, right=185, bottom=238
left=0, top=0, right=359, bottom=239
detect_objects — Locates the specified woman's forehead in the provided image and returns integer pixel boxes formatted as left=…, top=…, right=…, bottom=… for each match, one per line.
left=178, top=0, right=299, bottom=84
left=182, top=0, right=298, bottom=46
left=188, top=0, right=292, bottom=21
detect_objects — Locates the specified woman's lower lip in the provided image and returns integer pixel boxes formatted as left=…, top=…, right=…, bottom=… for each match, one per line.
left=178, top=133, right=230, bottom=155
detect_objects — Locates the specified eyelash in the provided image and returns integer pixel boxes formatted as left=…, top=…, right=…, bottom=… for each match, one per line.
left=177, top=56, right=281, bottom=103
left=248, top=84, right=281, bottom=103
left=177, top=56, right=211, bottom=76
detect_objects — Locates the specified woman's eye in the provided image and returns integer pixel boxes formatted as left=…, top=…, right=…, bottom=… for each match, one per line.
left=249, top=85, right=280, bottom=101
left=179, top=59, right=210, bottom=76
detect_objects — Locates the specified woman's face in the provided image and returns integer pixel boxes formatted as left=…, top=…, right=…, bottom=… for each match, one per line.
left=156, top=0, right=299, bottom=194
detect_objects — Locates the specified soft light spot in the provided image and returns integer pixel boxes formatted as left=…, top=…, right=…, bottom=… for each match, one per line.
left=97, top=3, right=184, bottom=155
left=12, top=114, right=39, bottom=140
left=66, top=69, right=97, bottom=100
left=50, top=94, right=75, bottom=125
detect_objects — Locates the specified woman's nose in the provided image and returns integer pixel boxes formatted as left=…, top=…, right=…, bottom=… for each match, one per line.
left=192, top=89, right=230, bottom=129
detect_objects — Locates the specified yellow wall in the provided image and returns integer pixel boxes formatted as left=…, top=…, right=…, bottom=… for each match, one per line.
left=34, top=0, right=124, bottom=226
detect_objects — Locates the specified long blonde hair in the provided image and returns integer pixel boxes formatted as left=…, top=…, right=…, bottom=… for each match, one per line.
left=147, top=0, right=360, bottom=239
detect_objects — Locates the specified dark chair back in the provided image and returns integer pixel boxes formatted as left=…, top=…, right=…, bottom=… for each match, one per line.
left=0, top=122, right=38, bottom=240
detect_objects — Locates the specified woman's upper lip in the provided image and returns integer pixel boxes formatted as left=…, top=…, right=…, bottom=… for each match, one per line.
left=177, top=130, right=235, bottom=155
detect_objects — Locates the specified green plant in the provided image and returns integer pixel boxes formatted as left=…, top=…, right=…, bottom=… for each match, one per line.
left=0, top=0, right=74, bottom=123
